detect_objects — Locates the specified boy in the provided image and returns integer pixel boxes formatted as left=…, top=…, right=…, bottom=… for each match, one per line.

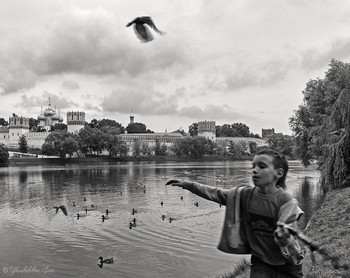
left=166, top=149, right=304, bottom=278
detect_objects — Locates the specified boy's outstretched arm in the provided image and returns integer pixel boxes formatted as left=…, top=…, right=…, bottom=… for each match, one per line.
left=166, top=179, right=229, bottom=205
left=166, top=179, right=194, bottom=190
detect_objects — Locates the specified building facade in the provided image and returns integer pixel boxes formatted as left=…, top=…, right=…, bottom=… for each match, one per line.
left=0, top=109, right=269, bottom=154
left=198, top=120, right=216, bottom=140
left=67, top=111, right=85, bottom=133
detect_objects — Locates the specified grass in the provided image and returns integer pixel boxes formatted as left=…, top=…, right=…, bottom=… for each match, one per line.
left=216, top=187, right=350, bottom=278
left=216, top=259, right=250, bottom=278
left=301, top=187, right=350, bottom=278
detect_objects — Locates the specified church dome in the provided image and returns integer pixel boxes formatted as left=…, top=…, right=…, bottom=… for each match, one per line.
left=51, top=113, right=60, bottom=121
left=37, top=113, right=46, bottom=121
left=44, top=106, right=55, bottom=117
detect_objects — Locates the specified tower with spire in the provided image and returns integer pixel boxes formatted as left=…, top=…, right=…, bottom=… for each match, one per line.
left=37, top=96, right=63, bottom=131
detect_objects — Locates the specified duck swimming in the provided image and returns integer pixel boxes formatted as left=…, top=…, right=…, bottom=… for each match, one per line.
left=76, top=213, right=86, bottom=219
left=101, top=215, right=109, bottom=222
left=98, top=257, right=114, bottom=264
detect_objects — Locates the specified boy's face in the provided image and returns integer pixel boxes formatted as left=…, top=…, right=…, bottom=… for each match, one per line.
left=251, top=154, right=279, bottom=188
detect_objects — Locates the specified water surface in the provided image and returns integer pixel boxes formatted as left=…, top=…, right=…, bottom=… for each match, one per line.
left=0, top=160, right=321, bottom=278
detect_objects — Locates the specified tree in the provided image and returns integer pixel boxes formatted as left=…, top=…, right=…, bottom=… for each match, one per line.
left=52, top=123, right=67, bottom=131
left=42, top=130, right=79, bottom=158
left=133, top=139, right=141, bottom=157
left=249, top=141, right=258, bottom=155
left=266, top=133, right=294, bottom=157
left=0, top=118, right=9, bottom=126
left=188, top=123, right=198, bottom=136
left=126, top=122, right=154, bottom=134
left=77, top=126, right=106, bottom=155
left=231, top=123, right=250, bottom=137
left=228, top=140, right=248, bottom=156
left=29, top=118, right=39, bottom=131
left=41, top=142, right=56, bottom=156
left=88, top=119, right=99, bottom=128
left=0, top=144, right=9, bottom=162
left=105, top=134, right=120, bottom=157
left=289, top=59, right=350, bottom=166
left=113, top=141, right=128, bottom=157
left=141, top=142, right=152, bottom=157
left=289, top=59, right=350, bottom=191
left=154, top=140, right=167, bottom=156
left=318, top=87, right=350, bottom=191
left=61, top=137, right=80, bottom=158
left=78, top=127, right=95, bottom=154
left=98, top=119, right=124, bottom=133
left=18, top=135, right=28, bottom=153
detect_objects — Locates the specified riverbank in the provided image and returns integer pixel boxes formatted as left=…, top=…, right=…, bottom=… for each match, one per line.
left=1, top=155, right=251, bottom=167
left=218, top=187, right=350, bottom=278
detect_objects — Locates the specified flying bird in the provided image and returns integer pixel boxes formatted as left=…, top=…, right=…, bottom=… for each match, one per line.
left=126, top=16, right=166, bottom=43
left=53, top=205, right=68, bottom=216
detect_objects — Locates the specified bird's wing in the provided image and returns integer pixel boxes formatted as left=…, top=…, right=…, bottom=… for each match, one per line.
left=133, top=24, right=153, bottom=43
left=59, top=205, right=68, bottom=216
left=126, top=17, right=138, bottom=27
left=141, top=17, right=166, bottom=35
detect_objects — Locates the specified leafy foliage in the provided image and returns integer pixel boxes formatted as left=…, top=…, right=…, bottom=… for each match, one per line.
left=228, top=140, right=248, bottom=156
left=215, top=123, right=259, bottom=138
left=0, top=118, right=9, bottom=126
left=289, top=59, right=350, bottom=191
left=154, top=140, right=167, bottom=156
left=18, top=135, right=28, bottom=153
left=0, top=144, right=9, bottom=162
left=126, top=122, right=154, bottom=134
left=172, top=137, right=228, bottom=158
left=52, top=123, right=67, bottom=131
left=29, top=118, right=39, bottom=131
left=188, top=123, right=198, bottom=136
left=42, top=131, right=79, bottom=158
left=266, top=133, right=294, bottom=157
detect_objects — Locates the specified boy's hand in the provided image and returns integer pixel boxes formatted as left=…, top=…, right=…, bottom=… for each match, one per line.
left=274, top=224, right=291, bottom=247
left=166, top=179, right=192, bottom=190
left=166, top=179, right=181, bottom=186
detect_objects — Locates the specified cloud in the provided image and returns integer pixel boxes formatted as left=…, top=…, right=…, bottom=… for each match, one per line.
left=203, top=58, right=291, bottom=92
left=178, top=104, right=254, bottom=121
left=16, top=91, right=78, bottom=109
left=83, top=103, right=102, bottom=112
left=101, top=87, right=179, bottom=116
left=62, top=80, right=80, bottom=90
left=301, top=36, right=350, bottom=71
left=0, top=7, right=192, bottom=94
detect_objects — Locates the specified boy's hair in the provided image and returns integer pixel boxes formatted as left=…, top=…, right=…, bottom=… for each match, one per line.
left=256, top=149, right=289, bottom=190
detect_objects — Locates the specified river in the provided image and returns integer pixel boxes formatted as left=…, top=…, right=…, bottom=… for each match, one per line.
left=0, top=160, right=321, bottom=278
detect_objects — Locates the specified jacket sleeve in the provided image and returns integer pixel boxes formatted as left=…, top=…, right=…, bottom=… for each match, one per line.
left=185, top=182, right=229, bottom=205
left=277, top=198, right=304, bottom=227
left=274, top=198, right=305, bottom=265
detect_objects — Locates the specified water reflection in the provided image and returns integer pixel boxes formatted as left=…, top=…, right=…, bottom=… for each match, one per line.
left=295, top=176, right=323, bottom=229
left=0, top=161, right=321, bottom=278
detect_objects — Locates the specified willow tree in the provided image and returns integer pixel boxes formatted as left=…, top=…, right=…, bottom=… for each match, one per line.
left=290, top=59, right=350, bottom=166
left=319, top=87, right=350, bottom=192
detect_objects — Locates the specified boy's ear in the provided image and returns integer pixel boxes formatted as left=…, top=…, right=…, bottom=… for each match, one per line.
left=275, top=168, right=284, bottom=179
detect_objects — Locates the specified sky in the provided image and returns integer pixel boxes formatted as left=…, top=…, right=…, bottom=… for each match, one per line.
left=1, top=0, right=350, bottom=136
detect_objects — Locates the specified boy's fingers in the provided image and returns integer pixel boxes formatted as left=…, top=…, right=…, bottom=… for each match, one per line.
left=166, top=179, right=180, bottom=185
